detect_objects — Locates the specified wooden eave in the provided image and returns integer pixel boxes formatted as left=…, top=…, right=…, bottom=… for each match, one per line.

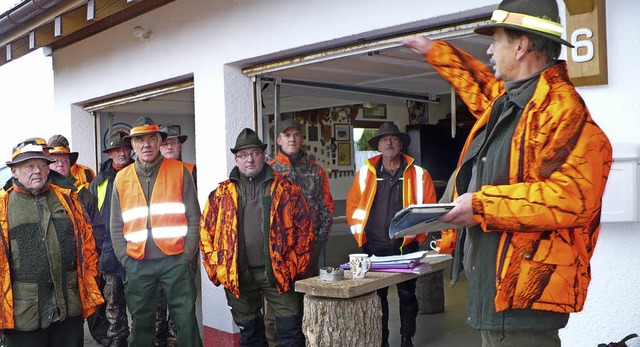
left=0, top=0, right=175, bottom=67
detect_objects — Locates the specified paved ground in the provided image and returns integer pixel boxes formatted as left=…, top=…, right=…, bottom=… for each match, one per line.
left=83, top=322, right=103, bottom=347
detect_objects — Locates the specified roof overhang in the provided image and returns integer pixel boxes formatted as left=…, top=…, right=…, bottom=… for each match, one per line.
left=0, top=0, right=174, bottom=67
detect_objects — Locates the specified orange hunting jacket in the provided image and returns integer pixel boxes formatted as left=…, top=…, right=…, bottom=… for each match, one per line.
left=0, top=184, right=104, bottom=329
left=199, top=171, right=314, bottom=298
left=427, top=41, right=612, bottom=313
left=346, top=154, right=437, bottom=248
left=71, top=163, right=96, bottom=190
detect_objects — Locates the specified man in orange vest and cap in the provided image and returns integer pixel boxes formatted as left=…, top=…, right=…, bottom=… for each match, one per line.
left=346, top=121, right=437, bottom=347
left=110, top=116, right=202, bottom=347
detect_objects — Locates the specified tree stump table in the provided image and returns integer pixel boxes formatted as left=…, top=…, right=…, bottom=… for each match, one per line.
left=295, top=254, right=451, bottom=346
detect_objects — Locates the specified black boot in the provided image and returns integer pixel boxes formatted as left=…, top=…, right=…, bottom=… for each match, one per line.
left=275, top=315, right=304, bottom=347
left=401, top=335, right=414, bottom=347
left=237, top=316, right=268, bottom=347
left=110, top=337, right=128, bottom=347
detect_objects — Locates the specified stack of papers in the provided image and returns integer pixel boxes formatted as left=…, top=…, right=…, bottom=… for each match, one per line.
left=340, top=251, right=433, bottom=274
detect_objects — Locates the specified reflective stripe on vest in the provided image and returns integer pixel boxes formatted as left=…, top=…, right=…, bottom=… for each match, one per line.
left=350, top=156, right=426, bottom=247
left=116, top=159, right=188, bottom=259
left=96, top=179, right=109, bottom=212
left=414, top=166, right=424, bottom=205
left=358, top=166, right=368, bottom=193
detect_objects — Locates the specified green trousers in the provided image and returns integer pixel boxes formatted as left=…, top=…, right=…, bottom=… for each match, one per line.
left=481, top=329, right=561, bottom=347
left=225, top=268, right=300, bottom=324
left=123, top=255, right=202, bottom=347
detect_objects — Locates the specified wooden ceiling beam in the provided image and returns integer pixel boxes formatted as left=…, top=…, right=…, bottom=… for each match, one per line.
left=8, top=36, right=31, bottom=61
left=55, top=5, right=91, bottom=36
left=565, top=0, right=595, bottom=15
left=0, top=0, right=176, bottom=67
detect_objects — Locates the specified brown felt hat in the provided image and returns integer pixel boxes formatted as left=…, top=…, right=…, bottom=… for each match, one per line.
left=368, top=122, right=410, bottom=150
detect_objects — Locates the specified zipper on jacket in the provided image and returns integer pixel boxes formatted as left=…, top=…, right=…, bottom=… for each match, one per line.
left=35, top=195, right=61, bottom=317
left=497, top=117, right=528, bottom=284
left=496, top=232, right=512, bottom=285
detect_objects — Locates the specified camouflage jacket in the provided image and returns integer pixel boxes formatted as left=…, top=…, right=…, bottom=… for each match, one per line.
left=269, top=150, right=334, bottom=243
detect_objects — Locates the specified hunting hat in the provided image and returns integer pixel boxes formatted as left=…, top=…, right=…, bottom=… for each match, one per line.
left=6, top=138, right=55, bottom=167
left=159, top=125, right=188, bottom=143
left=474, top=0, right=573, bottom=47
left=48, top=134, right=79, bottom=165
left=103, top=131, right=132, bottom=153
left=276, top=117, right=302, bottom=135
left=368, top=122, right=411, bottom=150
left=123, top=116, right=168, bottom=142
left=230, top=128, right=267, bottom=154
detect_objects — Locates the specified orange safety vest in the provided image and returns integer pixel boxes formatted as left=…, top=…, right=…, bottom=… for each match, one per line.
left=184, top=162, right=195, bottom=175
left=346, top=154, right=436, bottom=248
left=116, top=159, right=188, bottom=260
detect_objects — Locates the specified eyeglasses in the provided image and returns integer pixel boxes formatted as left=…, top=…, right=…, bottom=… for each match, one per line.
left=52, top=158, right=70, bottom=165
left=161, top=140, right=180, bottom=147
left=235, top=150, right=263, bottom=160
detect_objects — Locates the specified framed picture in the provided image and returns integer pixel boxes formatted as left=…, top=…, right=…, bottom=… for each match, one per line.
left=363, top=103, right=387, bottom=119
left=308, top=125, right=319, bottom=142
left=334, top=123, right=350, bottom=141
left=337, top=142, right=352, bottom=166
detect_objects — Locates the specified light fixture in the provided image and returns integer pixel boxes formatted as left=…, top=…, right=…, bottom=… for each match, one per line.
left=132, top=26, right=153, bottom=41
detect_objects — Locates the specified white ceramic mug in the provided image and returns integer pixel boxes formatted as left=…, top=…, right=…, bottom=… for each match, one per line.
left=349, top=253, right=372, bottom=279
left=429, top=239, right=441, bottom=252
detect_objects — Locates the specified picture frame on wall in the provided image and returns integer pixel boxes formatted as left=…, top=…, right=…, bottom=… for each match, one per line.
left=334, top=123, right=350, bottom=141
left=308, top=125, right=319, bottom=142
left=337, top=142, right=352, bottom=166
left=362, top=103, right=387, bottom=119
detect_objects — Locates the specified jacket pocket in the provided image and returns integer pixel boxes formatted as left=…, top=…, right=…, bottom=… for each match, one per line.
left=12, top=281, right=39, bottom=331
left=66, top=271, right=82, bottom=317
left=509, top=236, right=581, bottom=309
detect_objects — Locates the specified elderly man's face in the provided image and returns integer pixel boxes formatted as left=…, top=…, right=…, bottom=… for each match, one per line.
left=131, top=133, right=161, bottom=163
left=276, top=128, right=303, bottom=156
left=12, top=158, right=50, bottom=194
left=378, top=135, right=402, bottom=161
left=49, top=153, right=72, bottom=177
left=160, top=137, right=182, bottom=160
left=107, top=146, right=132, bottom=167
left=487, top=28, right=520, bottom=82
left=234, top=147, right=265, bottom=177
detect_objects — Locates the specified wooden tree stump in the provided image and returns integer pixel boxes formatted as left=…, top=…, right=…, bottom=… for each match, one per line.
left=302, top=292, right=381, bottom=347
left=416, top=270, right=444, bottom=314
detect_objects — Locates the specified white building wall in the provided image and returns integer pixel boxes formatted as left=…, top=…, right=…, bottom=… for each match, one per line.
left=44, top=0, right=640, bottom=345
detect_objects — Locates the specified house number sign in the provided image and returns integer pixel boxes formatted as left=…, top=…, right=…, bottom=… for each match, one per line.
left=565, top=0, right=608, bottom=86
